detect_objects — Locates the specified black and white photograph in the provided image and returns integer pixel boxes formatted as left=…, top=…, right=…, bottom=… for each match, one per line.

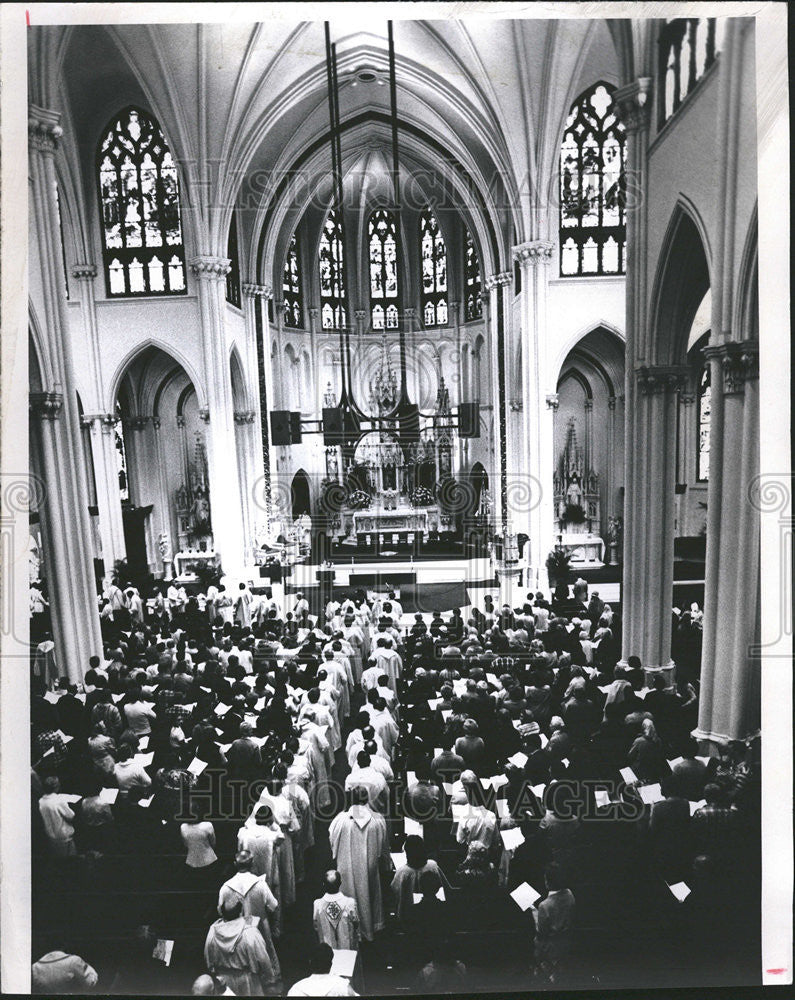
left=0, top=1, right=791, bottom=995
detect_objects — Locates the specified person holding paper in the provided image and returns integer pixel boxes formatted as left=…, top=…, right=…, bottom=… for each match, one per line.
left=328, top=786, right=389, bottom=941
left=123, top=685, right=157, bottom=736
left=313, top=870, right=360, bottom=951
left=38, top=776, right=78, bottom=857
left=533, top=863, right=576, bottom=980
left=455, top=782, right=499, bottom=851
left=204, top=899, right=279, bottom=997
left=286, top=943, right=357, bottom=997
left=390, top=836, right=445, bottom=926
left=114, top=743, right=152, bottom=792
left=627, top=719, right=667, bottom=783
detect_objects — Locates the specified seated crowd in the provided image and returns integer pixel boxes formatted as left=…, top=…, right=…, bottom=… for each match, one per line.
left=31, top=581, right=760, bottom=994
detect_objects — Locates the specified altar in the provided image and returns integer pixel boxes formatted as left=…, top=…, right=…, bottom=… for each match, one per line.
left=558, top=531, right=604, bottom=565
left=352, top=505, right=434, bottom=539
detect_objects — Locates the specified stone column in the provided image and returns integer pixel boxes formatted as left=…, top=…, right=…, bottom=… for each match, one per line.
left=242, top=283, right=272, bottom=531
left=80, top=411, right=127, bottom=581
left=484, top=271, right=512, bottom=534
left=234, top=410, right=257, bottom=565
left=190, top=255, right=246, bottom=575
left=29, top=105, right=103, bottom=678
left=512, top=242, right=556, bottom=592
left=606, top=396, right=617, bottom=522
left=151, top=417, right=174, bottom=575
left=30, top=394, right=103, bottom=681
left=626, top=366, right=687, bottom=687
left=696, top=342, right=760, bottom=742
left=611, top=79, right=652, bottom=666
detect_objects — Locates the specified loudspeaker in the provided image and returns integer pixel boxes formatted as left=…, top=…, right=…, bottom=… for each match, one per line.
left=322, top=407, right=343, bottom=445
left=459, top=401, right=480, bottom=438
left=270, top=409, right=292, bottom=445
left=399, top=403, right=420, bottom=443
left=289, top=412, right=302, bottom=444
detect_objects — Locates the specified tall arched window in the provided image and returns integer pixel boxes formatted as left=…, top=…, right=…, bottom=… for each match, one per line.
left=225, top=213, right=241, bottom=308
left=697, top=363, right=711, bottom=481
left=559, top=82, right=626, bottom=277
left=98, top=107, right=186, bottom=297
left=369, top=209, right=400, bottom=330
left=464, top=229, right=482, bottom=321
left=660, top=19, right=724, bottom=126
left=319, top=209, right=346, bottom=330
left=283, top=232, right=303, bottom=328
left=420, top=207, right=448, bottom=327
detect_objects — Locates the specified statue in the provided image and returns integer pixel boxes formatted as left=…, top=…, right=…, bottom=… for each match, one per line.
left=607, top=515, right=622, bottom=565
left=191, top=486, right=211, bottom=535
left=566, top=475, right=582, bottom=507
left=158, top=531, right=173, bottom=581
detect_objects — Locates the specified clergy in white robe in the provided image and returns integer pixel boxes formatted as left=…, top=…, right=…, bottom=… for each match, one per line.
left=234, top=584, right=253, bottom=628
left=372, top=638, right=402, bottom=689
left=345, top=753, right=389, bottom=813
left=237, top=807, right=284, bottom=925
left=313, top=870, right=360, bottom=950
left=218, top=852, right=281, bottom=981
left=328, top=789, right=389, bottom=941
left=204, top=901, right=278, bottom=996
left=298, top=690, right=341, bottom=753
left=247, top=786, right=300, bottom=910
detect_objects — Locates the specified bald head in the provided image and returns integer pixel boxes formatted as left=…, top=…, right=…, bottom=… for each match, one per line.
left=324, top=869, right=342, bottom=893
left=191, top=975, right=218, bottom=995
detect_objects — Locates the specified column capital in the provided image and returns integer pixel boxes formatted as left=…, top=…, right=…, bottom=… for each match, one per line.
left=234, top=410, right=256, bottom=425
left=189, top=255, right=231, bottom=280
left=607, top=396, right=617, bottom=410
left=80, top=411, right=118, bottom=432
left=584, top=398, right=594, bottom=411
left=71, top=263, right=98, bottom=281
left=508, top=398, right=523, bottom=412
left=176, top=415, right=187, bottom=428
left=706, top=340, right=759, bottom=394
left=354, top=309, right=368, bottom=321
left=28, top=105, right=64, bottom=155
left=242, top=282, right=272, bottom=299
left=679, top=392, right=697, bottom=406
left=485, top=271, right=512, bottom=291
left=611, top=78, right=653, bottom=133
left=636, top=364, right=688, bottom=395
left=309, top=306, right=319, bottom=319
left=512, top=241, right=555, bottom=266
left=152, top=417, right=162, bottom=431
left=29, top=391, right=63, bottom=419
left=127, top=415, right=151, bottom=431
left=545, top=393, right=560, bottom=411
left=404, top=307, right=418, bottom=320
left=198, top=408, right=211, bottom=423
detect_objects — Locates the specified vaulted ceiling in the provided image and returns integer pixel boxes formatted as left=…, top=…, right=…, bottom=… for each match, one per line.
left=31, top=16, right=646, bottom=281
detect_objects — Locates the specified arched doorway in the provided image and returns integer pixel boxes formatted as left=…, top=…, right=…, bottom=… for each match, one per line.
left=291, top=469, right=311, bottom=518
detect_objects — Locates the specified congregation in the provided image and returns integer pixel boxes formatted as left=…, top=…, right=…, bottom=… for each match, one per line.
left=31, top=580, right=761, bottom=994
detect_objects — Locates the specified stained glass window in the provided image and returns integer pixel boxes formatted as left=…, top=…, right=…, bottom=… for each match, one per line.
left=559, top=82, right=626, bottom=277
left=283, top=232, right=303, bottom=328
left=697, top=363, right=711, bottom=481
left=97, top=107, right=186, bottom=297
left=369, top=209, right=400, bottom=329
left=464, top=229, right=482, bottom=321
left=319, top=209, right=346, bottom=330
left=226, top=213, right=241, bottom=308
left=660, top=19, right=723, bottom=126
left=420, top=207, right=448, bottom=326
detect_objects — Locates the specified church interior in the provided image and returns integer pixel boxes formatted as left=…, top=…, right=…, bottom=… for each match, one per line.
left=25, top=12, right=766, bottom=995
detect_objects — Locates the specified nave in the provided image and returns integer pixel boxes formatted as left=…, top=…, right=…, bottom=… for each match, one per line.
left=32, top=587, right=760, bottom=994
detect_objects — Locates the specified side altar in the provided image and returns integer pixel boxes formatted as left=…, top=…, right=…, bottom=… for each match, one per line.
left=553, top=418, right=605, bottom=567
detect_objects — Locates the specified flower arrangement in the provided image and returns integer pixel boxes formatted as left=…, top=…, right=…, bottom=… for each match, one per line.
left=562, top=502, right=586, bottom=525
left=348, top=489, right=371, bottom=510
left=410, top=485, right=435, bottom=507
